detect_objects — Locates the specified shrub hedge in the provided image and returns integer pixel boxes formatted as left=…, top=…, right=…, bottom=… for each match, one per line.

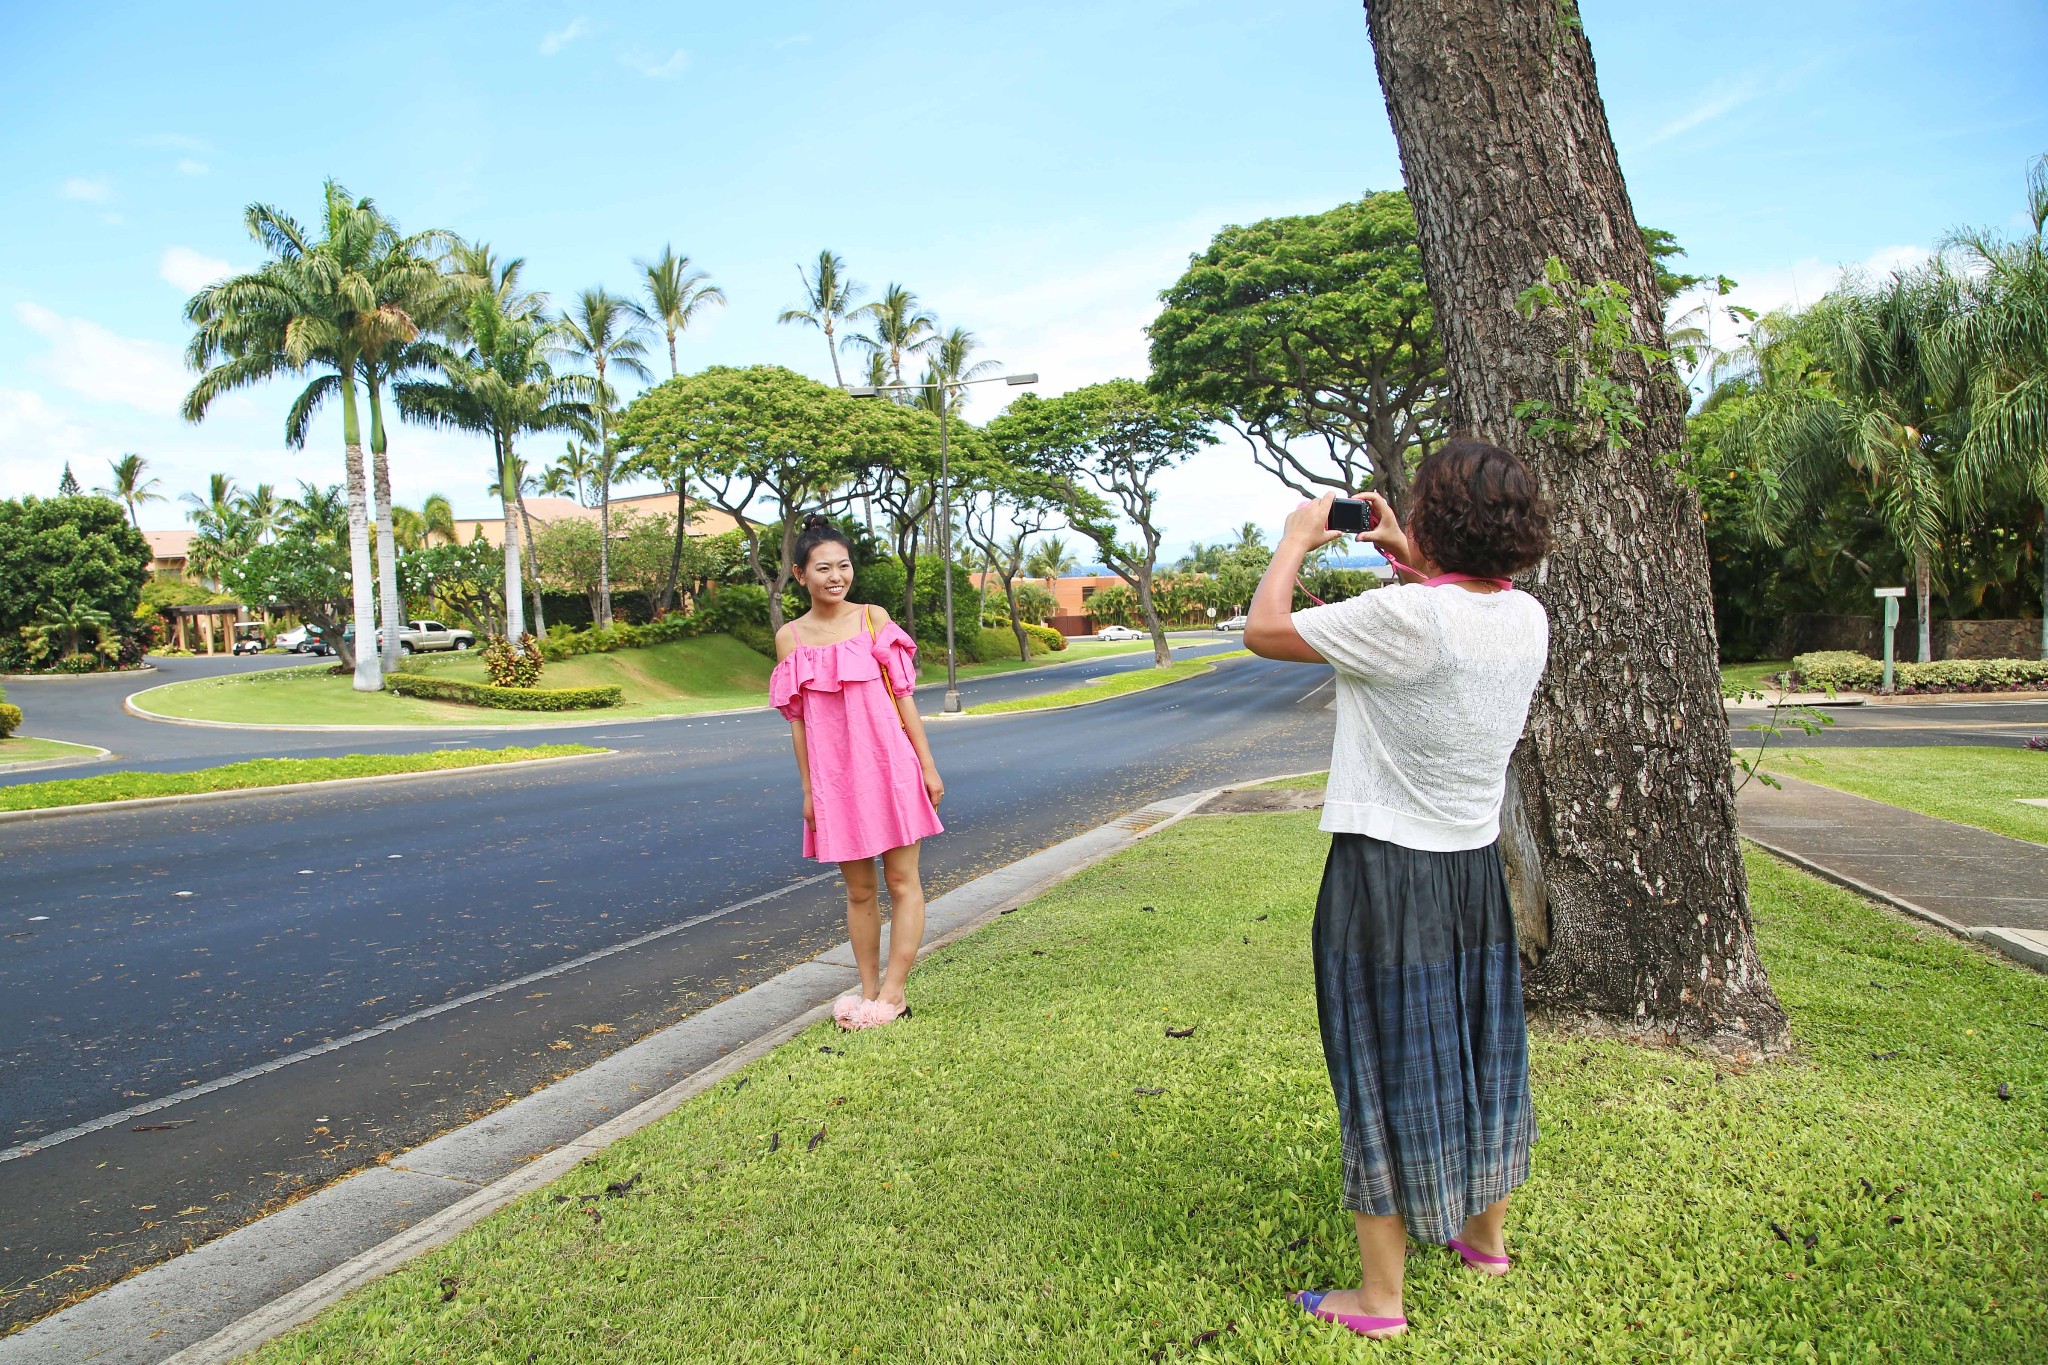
left=1792, top=650, right=2048, bottom=693
left=539, top=610, right=710, bottom=661
left=385, top=672, right=623, bottom=711
left=0, top=685, right=19, bottom=738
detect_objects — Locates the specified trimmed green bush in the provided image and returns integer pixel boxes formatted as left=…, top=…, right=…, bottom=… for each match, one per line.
left=0, top=702, right=19, bottom=738
left=539, top=610, right=710, bottom=661
left=481, top=635, right=545, bottom=688
left=384, top=672, right=622, bottom=711
left=1792, top=650, right=2048, bottom=693
left=1023, top=622, right=1067, bottom=653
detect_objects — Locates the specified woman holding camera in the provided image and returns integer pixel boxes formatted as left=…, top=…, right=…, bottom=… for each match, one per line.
left=1245, top=437, right=1551, bottom=1341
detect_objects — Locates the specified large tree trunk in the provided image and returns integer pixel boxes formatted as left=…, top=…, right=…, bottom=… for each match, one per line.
left=1362, top=0, right=1787, bottom=1054
left=370, top=449, right=403, bottom=674
left=516, top=485, right=545, bottom=636
left=499, top=440, right=527, bottom=644
left=1133, top=572, right=1172, bottom=667
left=596, top=377, right=614, bottom=630
left=1914, top=551, right=1932, bottom=662
left=662, top=482, right=688, bottom=613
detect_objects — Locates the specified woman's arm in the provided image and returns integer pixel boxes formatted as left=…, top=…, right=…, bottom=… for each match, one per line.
left=866, top=604, right=945, bottom=809
left=774, top=624, right=814, bottom=828
left=1245, top=492, right=1416, bottom=662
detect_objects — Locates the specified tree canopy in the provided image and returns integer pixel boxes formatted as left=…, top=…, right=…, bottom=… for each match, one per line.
left=0, top=495, right=151, bottom=666
left=1147, top=191, right=1442, bottom=511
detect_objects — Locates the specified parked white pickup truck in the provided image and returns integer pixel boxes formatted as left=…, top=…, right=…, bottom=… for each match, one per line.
left=379, top=619, right=476, bottom=653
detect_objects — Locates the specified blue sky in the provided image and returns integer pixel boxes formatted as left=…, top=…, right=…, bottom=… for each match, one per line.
left=3, top=0, right=2043, bottom=559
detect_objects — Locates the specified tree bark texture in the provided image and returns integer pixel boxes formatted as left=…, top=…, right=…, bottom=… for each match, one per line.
left=1362, top=0, right=1788, bottom=1053
left=371, top=445, right=403, bottom=674
left=341, top=444, right=382, bottom=692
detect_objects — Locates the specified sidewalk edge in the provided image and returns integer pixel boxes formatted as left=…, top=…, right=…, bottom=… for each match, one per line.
left=146, top=781, right=1235, bottom=1364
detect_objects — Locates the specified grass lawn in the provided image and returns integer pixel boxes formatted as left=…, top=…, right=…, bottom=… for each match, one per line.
left=1251, top=770, right=1332, bottom=790
left=0, top=745, right=601, bottom=813
left=136, top=637, right=777, bottom=727
left=1756, top=744, right=2048, bottom=846
left=1723, top=659, right=1795, bottom=694
left=251, top=813, right=2046, bottom=1364
left=964, top=650, right=1252, bottom=716
left=926, top=635, right=1164, bottom=683
left=0, top=735, right=102, bottom=767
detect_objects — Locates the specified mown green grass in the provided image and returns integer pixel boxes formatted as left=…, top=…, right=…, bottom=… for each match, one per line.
left=412, top=635, right=774, bottom=705
left=0, top=735, right=101, bottom=766
left=1251, top=770, right=1332, bottom=790
left=964, top=650, right=1252, bottom=716
left=1756, top=744, right=2048, bottom=846
left=1722, top=659, right=1795, bottom=694
left=0, top=745, right=601, bottom=812
left=252, top=814, right=2046, bottom=1364
left=924, top=635, right=1161, bottom=683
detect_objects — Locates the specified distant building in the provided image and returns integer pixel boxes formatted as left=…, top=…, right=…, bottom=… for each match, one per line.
left=447, top=492, right=741, bottom=548
left=143, top=529, right=194, bottom=580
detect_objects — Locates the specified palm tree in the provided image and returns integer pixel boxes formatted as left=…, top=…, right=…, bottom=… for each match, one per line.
left=445, top=240, right=546, bottom=320
left=1937, top=155, right=2048, bottom=658
left=96, top=454, right=164, bottom=530
left=536, top=464, right=576, bottom=499
left=284, top=481, right=349, bottom=546
left=182, top=472, right=240, bottom=524
left=1727, top=275, right=1964, bottom=661
left=915, top=326, right=1000, bottom=416
left=182, top=473, right=252, bottom=586
left=844, top=284, right=937, bottom=387
left=777, top=250, right=867, bottom=387
left=183, top=180, right=416, bottom=690
left=551, top=440, right=598, bottom=506
left=396, top=290, right=592, bottom=642
left=419, top=492, right=458, bottom=546
left=1026, top=534, right=1078, bottom=585
left=561, top=288, right=654, bottom=627
left=1229, top=521, right=1267, bottom=556
left=630, top=245, right=723, bottom=379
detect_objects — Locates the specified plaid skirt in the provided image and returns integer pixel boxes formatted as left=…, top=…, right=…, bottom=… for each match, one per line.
left=1312, top=833, right=1535, bottom=1244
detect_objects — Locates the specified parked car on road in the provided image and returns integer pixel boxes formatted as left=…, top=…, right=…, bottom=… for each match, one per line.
left=1095, top=625, right=1143, bottom=642
left=383, top=620, right=476, bottom=654
left=1216, top=614, right=1249, bottom=632
left=274, top=625, right=331, bottom=655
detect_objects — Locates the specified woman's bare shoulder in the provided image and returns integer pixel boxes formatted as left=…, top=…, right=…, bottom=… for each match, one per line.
left=774, top=619, right=806, bottom=661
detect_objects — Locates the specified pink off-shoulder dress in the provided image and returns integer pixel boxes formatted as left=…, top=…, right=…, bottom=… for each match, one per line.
left=769, top=619, right=943, bottom=863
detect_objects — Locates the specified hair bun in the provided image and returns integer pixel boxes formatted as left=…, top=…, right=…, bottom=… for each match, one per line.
left=801, top=512, right=831, bottom=532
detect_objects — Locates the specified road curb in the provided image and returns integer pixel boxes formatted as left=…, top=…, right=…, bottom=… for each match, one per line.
left=0, top=781, right=1238, bottom=1365
left=0, top=665, right=157, bottom=683
left=0, top=742, right=113, bottom=777
left=0, top=749, right=618, bottom=827
left=950, top=653, right=1253, bottom=721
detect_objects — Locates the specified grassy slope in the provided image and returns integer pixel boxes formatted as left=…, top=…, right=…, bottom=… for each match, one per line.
left=0, top=745, right=601, bottom=812
left=0, top=736, right=101, bottom=766
left=1757, top=745, right=2048, bottom=846
left=1722, top=659, right=1794, bottom=694
left=965, top=650, right=1252, bottom=716
left=253, top=817, right=2047, bottom=1364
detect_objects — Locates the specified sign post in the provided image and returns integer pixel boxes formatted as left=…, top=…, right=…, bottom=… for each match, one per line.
left=1875, top=587, right=1906, bottom=693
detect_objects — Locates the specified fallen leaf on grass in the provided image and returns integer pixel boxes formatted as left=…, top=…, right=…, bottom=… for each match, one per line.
left=730, top=1078, right=749, bottom=1094
left=604, top=1172, right=640, bottom=1197
left=1134, top=1086, right=1164, bottom=1096
left=818, top=1046, right=841, bottom=1055
left=1282, top=1234, right=1309, bottom=1252
left=1031, top=950, right=1047, bottom=957
left=439, top=1275, right=460, bottom=1303
left=1996, top=1083, right=2012, bottom=1102
left=1166, top=1025, right=1197, bottom=1038
left=1141, top=906, right=1156, bottom=913
left=1869, top=1050, right=1901, bottom=1061
left=1802, top=1231, right=1818, bottom=1249
left=1254, top=914, right=1268, bottom=921
left=1768, top=1221, right=1793, bottom=1245
left=999, top=907, right=1018, bottom=915
left=807, top=1125, right=826, bottom=1152
left=769, top=1132, right=780, bottom=1153
left=1887, top=1215, right=1905, bottom=1226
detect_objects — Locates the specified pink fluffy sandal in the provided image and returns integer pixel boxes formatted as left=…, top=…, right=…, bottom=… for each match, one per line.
left=833, top=994, right=869, bottom=1029
left=855, top=998, right=912, bottom=1029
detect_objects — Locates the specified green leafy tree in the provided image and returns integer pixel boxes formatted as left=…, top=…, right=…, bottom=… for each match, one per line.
left=396, top=291, right=593, bottom=642
left=283, top=481, right=349, bottom=547
left=57, top=464, right=80, bottom=496
left=960, top=448, right=1064, bottom=660
left=561, top=287, right=654, bottom=628
left=400, top=539, right=504, bottom=635
left=95, top=454, right=165, bottom=531
left=1025, top=534, right=1077, bottom=583
left=1937, top=153, right=2048, bottom=657
left=0, top=496, right=151, bottom=664
left=222, top=535, right=349, bottom=640
left=988, top=380, right=1215, bottom=666
left=614, top=365, right=888, bottom=631
left=777, top=250, right=866, bottom=388
left=1148, top=192, right=1444, bottom=512
left=183, top=180, right=419, bottom=688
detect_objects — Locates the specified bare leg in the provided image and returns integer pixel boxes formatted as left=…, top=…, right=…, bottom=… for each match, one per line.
left=876, top=843, right=926, bottom=1006
left=1457, top=1196, right=1511, bottom=1272
left=1312, top=1212, right=1407, bottom=1337
left=839, top=858, right=882, bottom=1000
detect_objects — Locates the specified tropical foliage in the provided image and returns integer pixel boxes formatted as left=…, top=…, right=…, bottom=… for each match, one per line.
left=0, top=495, right=151, bottom=672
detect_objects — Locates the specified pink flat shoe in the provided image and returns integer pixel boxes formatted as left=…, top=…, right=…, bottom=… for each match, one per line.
left=1290, top=1290, right=1406, bottom=1339
left=832, top=994, right=868, bottom=1030
left=1447, top=1237, right=1510, bottom=1275
left=856, top=998, right=912, bottom=1029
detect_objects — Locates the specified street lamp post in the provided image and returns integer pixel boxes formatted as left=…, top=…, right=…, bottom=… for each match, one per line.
left=848, top=370, right=1036, bottom=713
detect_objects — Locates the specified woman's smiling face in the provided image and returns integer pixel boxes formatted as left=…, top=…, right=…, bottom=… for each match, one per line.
left=799, top=542, right=855, bottom=604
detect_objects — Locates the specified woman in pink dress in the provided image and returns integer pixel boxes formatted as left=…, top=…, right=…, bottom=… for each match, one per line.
left=770, top=515, right=946, bottom=1030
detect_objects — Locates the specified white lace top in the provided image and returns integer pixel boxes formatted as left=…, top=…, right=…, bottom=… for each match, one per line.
left=1292, top=583, right=1549, bottom=851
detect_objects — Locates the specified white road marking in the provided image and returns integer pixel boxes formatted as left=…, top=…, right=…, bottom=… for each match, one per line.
left=1297, top=678, right=1334, bottom=705
left=1, top=869, right=842, bottom=1164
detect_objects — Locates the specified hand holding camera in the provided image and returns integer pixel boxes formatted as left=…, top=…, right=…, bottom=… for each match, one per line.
left=1282, top=492, right=1413, bottom=566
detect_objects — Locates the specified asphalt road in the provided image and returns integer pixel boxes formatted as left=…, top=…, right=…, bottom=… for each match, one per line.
left=0, top=637, right=1333, bottom=1328
left=1730, top=696, right=2048, bottom=748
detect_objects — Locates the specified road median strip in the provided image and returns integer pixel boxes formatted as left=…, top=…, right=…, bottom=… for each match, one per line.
left=963, top=649, right=1253, bottom=715
left=0, top=745, right=608, bottom=819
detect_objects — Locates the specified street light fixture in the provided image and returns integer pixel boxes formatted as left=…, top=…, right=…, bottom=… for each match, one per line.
left=848, top=370, right=1038, bottom=713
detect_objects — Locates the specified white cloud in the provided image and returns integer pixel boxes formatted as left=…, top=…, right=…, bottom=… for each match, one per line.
left=1698, top=243, right=1937, bottom=323
left=176, top=158, right=209, bottom=176
left=540, top=16, right=588, bottom=55
left=0, top=388, right=112, bottom=495
left=60, top=176, right=113, bottom=203
left=1639, top=77, right=1761, bottom=149
left=159, top=246, right=233, bottom=293
left=625, top=47, right=689, bottom=78
left=14, top=303, right=191, bottom=415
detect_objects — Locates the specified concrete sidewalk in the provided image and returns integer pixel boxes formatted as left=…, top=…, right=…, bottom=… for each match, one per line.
left=1737, top=773, right=2048, bottom=972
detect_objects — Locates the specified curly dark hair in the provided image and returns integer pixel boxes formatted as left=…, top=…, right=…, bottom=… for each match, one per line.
left=1404, top=437, right=1550, bottom=579
left=791, top=513, right=852, bottom=572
